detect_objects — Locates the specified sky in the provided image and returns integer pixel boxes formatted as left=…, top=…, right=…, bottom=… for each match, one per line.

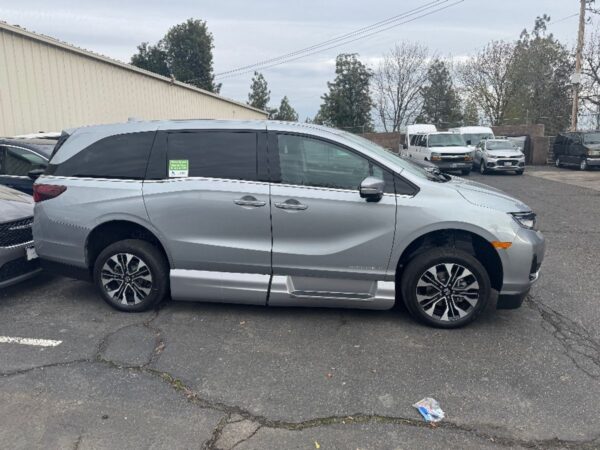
left=0, top=0, right=592, bottom=121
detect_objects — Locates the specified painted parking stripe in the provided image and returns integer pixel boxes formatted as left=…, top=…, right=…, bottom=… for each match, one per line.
left=0, top=336, right=62, bottom=347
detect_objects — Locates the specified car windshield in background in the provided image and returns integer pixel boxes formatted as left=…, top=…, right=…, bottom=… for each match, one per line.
left=428, top=134, right=465, bottom=147
left=487, top=140, right=515, bottom=150
left=341, top=132, right=447, bottom=182
left=583, top=133, right=600, bottom=144
left=463, top=133, right=494, bottom=146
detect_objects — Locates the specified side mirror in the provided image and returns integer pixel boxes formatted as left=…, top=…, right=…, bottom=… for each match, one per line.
left=359, top=176, right=384, bottom=201
left=28, top=168, right=45, bottom=181
left=466, top=139, right=472, bottom=145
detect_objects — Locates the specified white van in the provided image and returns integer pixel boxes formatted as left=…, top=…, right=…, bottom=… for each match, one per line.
left=450, top=126, right=494, bottom=149
left=408, top=131, right=473, bottom=175
left=402, top=124, right=437, bottom=156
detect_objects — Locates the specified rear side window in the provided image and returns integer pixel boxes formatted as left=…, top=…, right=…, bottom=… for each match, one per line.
left=166, top=131, right=257, bottom=180
left=47, top=132, right=154, bottom=179
left=2, top=147, right=47, bottom=176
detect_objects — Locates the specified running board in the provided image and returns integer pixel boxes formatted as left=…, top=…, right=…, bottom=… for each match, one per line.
left=170, top=270, right=396, bottom=310
left=269, top=275, right=395, bottom=310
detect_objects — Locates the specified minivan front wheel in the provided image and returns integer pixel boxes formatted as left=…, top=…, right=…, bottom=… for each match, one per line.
left=580, top=158, right=588, bottom=171
left=400, top=248, right=491, bottom=328
left=93, top=239, right=168, bottom=312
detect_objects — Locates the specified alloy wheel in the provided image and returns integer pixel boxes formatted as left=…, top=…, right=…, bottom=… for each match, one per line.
left=580, top=159, right=588, bottom=171
left=415, top=263, right=480, bottom=322
left=555, top=157, right=561, bottom=168
left=101, top=253, right=153, bottom=305
left=480, top=161, right=486, bottom=174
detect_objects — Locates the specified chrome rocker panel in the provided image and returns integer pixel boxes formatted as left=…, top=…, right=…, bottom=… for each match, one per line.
left=170, top=270, right=395, bottom=310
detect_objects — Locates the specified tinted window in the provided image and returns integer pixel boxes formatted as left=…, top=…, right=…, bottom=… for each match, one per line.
left=277, top=134, right=392, bottom=192
left=1, top=147, right=47, bottom=176
left=167, top=131, right=257, bottom=180
left=48, top=132, right=154, bottom=179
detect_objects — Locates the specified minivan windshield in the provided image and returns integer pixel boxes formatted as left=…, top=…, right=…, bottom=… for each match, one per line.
left=462, top=133, right=494, bottom=146
left=428, top=134, right=465, bottom=147
left=339, top=131, right=448, bottom=182
left=583, top=132, right=600, bottom=144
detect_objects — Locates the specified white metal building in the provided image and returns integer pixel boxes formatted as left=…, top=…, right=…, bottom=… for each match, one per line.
left=0, top=22, right=267, bottom=136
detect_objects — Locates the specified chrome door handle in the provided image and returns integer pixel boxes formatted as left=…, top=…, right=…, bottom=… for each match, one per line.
left=234, top=196, right=266, bottom=207
left=274, top=199, right=308, bottom=210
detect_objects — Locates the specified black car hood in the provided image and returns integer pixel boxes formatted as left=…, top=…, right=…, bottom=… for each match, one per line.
left=0, top=185, right=33, bottom=223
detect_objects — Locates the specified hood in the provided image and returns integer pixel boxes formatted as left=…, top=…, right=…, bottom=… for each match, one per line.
left=429, top=146, right=471, bottom=154
left=0, top=186, right=34, bottom=223
left=450, top=178, right=530, bottom=213
left=486, top=149, right=524, bottom=158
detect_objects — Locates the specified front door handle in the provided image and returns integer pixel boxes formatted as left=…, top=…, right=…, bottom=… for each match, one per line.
left=234, top=196, right=266, bottom=207
left=274, top=199, right=308, bottom=211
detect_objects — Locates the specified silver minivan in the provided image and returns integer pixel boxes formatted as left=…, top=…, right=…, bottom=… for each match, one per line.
left=33, top=121, right=545, bottom=328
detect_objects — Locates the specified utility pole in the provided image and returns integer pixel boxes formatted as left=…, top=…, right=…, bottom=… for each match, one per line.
left=571, top=0, right=587, bottom=131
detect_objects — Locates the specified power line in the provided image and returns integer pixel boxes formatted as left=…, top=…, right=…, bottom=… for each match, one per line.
left=216, top=0, right=464, bottom=80
left=547, top=12, right=579, bottom=26
left=215, top=0, right=446, bottom=78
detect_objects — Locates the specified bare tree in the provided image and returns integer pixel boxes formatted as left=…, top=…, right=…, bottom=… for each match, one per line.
left=372, top=43, right=429, bottom=132
left=457, top=40, right=516, bottom=125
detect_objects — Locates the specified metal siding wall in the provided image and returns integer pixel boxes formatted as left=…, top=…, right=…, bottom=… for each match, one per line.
left=0, top=29, right=265, bottom=136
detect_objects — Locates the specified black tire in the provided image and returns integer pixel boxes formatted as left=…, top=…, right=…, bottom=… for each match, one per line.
left=515, top=169, right=524, bottom=175
left=400, top=247, right=491, bottom=328
left=461, top=168, right=471, bottom=176
left=93, top=239, right=169, bottom=312
left=479, top=161, right=487, bottom=174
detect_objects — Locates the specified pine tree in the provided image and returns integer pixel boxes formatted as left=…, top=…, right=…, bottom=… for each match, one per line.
left=417, top=59, right=463, bottom=128
left=273, top=96, right=299, bottom=121
left=247, top=72, right=271, bottom=111
left=318, top=54, right=373, bottom=132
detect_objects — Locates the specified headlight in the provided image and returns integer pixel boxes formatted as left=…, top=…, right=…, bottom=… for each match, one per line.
left=587, top=149, right=600, bottom=156
left=510, top=212, right=537, bottom=230
left=464, top=153, right=473, bottom=161
left=431, top=152, right=441, bottom=161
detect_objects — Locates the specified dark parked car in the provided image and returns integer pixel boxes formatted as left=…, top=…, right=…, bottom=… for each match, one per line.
left=0, top=138, right=55, bottom=194
left=553, top=131, right=600, bottom=170
left=0, top=185, right=40, bottom=289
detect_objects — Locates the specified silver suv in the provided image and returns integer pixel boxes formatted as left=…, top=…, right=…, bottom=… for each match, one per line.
left=33, top=121, right=545, bottom=328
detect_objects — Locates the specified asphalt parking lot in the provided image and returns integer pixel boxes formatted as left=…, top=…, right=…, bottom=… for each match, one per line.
left=1, top=166, right=599, bottom=450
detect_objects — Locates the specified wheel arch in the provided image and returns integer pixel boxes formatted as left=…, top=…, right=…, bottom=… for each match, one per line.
left=394, top=227, right=504, bottom=292
left=85, top=218, right=172, bottom=271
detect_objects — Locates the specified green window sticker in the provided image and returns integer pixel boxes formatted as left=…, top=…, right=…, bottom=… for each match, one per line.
left=168, top=160, right=189, bottom=178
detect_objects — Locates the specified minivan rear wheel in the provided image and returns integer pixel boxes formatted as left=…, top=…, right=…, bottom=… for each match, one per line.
left=400, top=247, right=491, bottom=328
left=93, top=239, right=169, bottom=312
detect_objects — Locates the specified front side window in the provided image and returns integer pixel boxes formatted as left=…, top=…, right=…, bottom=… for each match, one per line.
left=277, top=134, right=390, bottom=191
left=2, top=147, right=47, bottom=176
left=48, top=132, right=154, bottom=179
left=167, top=131, right=257, bottom=181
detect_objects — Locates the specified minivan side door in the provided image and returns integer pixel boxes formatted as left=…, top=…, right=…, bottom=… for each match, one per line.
left=267, top=132, right=398, bottom=307
left=143, top=129, right=272, bottom=305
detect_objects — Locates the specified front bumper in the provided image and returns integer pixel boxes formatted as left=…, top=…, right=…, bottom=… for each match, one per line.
left=0, top=242, right=41, bottom=289
left=485, top=159, right=525, bottom=171
left=432, top=160, right=472, bottom=171
left=585, top=157, right=600, bottom=167
left=498, top=228, right=545, bottom=297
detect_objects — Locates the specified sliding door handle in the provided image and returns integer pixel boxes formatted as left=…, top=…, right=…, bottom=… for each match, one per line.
left=234, top=196, right=266, bottom=207
left=274, top=199, right=308, bottom=210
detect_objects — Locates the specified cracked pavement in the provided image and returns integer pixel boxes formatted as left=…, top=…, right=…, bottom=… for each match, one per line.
left=1, top=167, right=600, bottom=449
